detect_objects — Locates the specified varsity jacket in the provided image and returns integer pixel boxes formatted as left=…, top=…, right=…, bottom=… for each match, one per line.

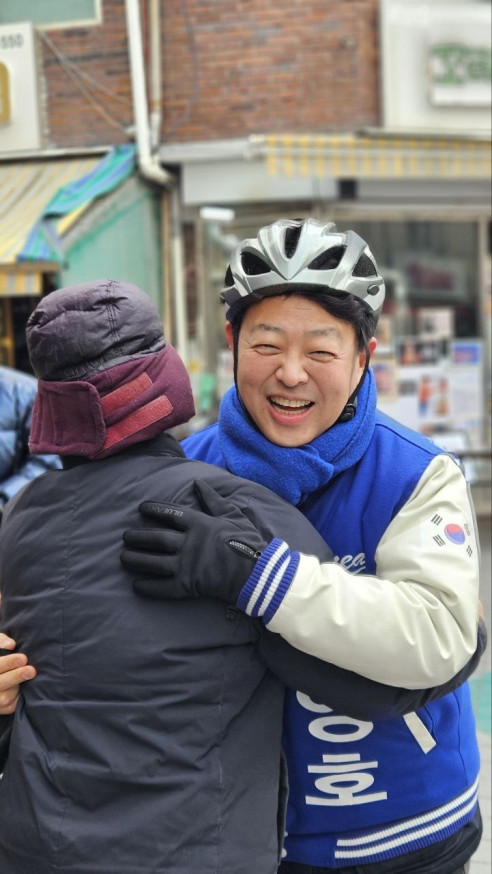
left=2, top=433, right=465, bottom=874
left=182, top=374, right=482, bottom=869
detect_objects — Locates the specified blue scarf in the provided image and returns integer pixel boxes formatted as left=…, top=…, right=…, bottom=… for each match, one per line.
left=218, top=370, right=377, bottom=505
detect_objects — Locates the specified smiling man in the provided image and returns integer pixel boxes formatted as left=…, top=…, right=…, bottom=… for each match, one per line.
left=121, top=218, right=483, bottom=874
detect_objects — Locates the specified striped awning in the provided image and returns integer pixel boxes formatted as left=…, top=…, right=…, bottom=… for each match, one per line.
left=0, top=145, right=136, bottom=295
left=0, top=268, right=46, bottom=296
left=248, top=133, right=492, bottom=180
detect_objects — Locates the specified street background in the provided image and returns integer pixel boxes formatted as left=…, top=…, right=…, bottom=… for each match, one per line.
left=0, top=1, right=490, bottom=869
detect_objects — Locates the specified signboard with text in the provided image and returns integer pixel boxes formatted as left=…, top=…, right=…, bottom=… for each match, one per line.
left=0, top=21, right=42, bottom=152
left=380, top=0, right=492, bottom=131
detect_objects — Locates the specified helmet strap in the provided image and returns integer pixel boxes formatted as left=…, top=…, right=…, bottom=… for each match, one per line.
left=335, top=338, right=370, bottom=425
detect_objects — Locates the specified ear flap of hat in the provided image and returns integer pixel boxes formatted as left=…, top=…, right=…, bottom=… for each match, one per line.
left=29, top=381, right=106, bottom=457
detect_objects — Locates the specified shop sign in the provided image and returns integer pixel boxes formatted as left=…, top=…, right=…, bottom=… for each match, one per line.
left=380, top=0, right=492, bottom=132
left=0, top=61, right=10, bottom=124
left=429, top=41, right=492, bottom=106
left=0, top=21, right=42, bottom=151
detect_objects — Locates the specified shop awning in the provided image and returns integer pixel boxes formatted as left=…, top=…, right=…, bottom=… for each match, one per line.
left=0, top=145, right=136, bottom=295
left=248, top=133, right=492, bottom=180
left=0, top=267, right=49, bottom=296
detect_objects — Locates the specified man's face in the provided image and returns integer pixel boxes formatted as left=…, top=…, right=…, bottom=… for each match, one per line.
left=227, top=295, right=375, bottom=448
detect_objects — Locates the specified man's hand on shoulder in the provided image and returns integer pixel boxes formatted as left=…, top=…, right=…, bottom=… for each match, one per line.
left=121, top=479, right=269, bottom=604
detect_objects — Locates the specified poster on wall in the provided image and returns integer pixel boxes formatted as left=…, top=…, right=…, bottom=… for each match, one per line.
left=416, top=307, right=454, bottom=339
left=397, top=337, right=444, bottom=366
left=375, top=314, right=394, bottom=353
left=394, top=252, right=466, bottom=301
left=377, top=339, right=484, bottom=450
left=373, top=358, right=399, bottom=400
left=447, top=341, right=484, bottom=443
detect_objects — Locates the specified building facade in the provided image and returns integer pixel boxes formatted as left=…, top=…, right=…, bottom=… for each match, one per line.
left=0, top=0, right=490, bottom=456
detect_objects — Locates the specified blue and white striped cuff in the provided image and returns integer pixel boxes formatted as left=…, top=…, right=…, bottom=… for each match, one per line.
left=236, top=538, right=300, bottom=624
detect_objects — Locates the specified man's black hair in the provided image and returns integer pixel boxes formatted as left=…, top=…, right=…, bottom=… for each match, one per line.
left=231, top=288, right=378, bottom=354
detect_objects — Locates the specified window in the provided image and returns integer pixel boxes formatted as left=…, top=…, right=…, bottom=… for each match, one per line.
left=0, top=0, right=101, bottom=29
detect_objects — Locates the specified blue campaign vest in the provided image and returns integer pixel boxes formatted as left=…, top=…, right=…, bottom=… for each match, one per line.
left=183, top=413, right=481, bottom=867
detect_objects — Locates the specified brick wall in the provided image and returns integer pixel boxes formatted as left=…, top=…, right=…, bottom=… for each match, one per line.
left=39, top=0, right=134, bottom=148
left=40, top=0, right=381, bottom=149
left=160, top=0, right=381, bottom=141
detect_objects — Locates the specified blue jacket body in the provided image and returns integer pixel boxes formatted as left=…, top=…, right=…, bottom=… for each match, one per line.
left=183, top=410, right=481, bottom=869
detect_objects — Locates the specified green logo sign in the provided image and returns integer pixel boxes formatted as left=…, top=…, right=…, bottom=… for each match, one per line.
left=430, top=43, right=492, bottom=86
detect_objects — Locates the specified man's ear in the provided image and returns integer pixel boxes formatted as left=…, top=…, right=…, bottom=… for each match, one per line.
left=225, top=321, right=234, bottom=350
left=367, top=336, right=377, bottom=359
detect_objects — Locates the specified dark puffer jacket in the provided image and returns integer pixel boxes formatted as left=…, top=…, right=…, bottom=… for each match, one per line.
left=0, top=435, right=480, bottom=874
left=0, top=432, right=353, bottom=874
left=0, top=435, right=486, bottom=874
left=0, top=365, right=60, bottom=505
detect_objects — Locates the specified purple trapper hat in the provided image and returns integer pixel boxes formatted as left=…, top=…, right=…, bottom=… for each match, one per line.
left=27, top=279, right=195, bottom=459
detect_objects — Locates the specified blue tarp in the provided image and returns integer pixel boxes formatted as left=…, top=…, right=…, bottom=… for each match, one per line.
left=18, top=144, right=136, bottom=261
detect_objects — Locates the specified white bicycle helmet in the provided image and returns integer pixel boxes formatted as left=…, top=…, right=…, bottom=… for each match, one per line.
left=221, top=217, right=385, bottom=322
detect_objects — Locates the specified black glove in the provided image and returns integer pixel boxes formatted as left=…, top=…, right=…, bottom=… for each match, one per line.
left=121, top=479, right=269, bottom=603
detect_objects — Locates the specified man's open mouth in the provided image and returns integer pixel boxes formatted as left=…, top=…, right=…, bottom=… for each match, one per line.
left=268, top=396, right=314, bottom=413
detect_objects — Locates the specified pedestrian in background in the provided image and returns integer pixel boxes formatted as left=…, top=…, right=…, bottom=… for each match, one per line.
left=0, top=364, right=60, bottom=510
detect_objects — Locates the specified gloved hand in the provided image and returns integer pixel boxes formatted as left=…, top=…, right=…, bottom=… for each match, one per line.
left=121, top=479, right=270, bottom=603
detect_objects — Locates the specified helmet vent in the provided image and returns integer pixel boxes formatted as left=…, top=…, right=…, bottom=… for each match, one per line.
left=308, top=245, right=345, bottom=271
left=353, top=253, right=377, bottom=277
left=241, top=252, right=270, bottom=275
left=284, top=225, right=302, bottom=258
left=224, top=266, right=234, bottom=286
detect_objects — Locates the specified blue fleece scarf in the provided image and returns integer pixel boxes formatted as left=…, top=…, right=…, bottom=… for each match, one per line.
left=218, top=370, right=377, bottom=505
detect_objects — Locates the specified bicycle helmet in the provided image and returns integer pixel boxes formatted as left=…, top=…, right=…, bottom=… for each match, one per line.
left=221, top=217, right=385, bottom=323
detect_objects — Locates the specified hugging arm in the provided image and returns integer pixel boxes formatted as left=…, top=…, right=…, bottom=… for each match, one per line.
left=122, top=477, right=486, bottom=709
left=255, top=618, right=487, bottom=722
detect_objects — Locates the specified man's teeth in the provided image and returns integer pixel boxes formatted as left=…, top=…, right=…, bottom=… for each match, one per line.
left=270, top=397, right=311, bottom=409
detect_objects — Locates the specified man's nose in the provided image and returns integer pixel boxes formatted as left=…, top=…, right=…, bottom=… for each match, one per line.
left=275, top=354, right=309, bottom=386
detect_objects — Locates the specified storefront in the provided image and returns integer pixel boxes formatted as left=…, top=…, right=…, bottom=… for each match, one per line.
left=192, top=198, right=491, bottom=461
left=165, top=0, right=491, bottom=456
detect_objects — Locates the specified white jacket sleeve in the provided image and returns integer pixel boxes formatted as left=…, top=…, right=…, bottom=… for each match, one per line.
left=237, top=454, right=480, bottom=688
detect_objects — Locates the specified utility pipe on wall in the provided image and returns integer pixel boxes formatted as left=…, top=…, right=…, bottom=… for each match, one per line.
left=124, top=0, right=188, bottom=362
left=149, top=0, right=162, bottom=151
left=124, top=0, right=171, bottom=187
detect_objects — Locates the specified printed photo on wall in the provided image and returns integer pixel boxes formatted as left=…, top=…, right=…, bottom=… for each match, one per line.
left=416, top=307, right=454, bottom=339
left=373, top=358, right=399, bottom=399
left=397, top=337, right=444, bottom=366
left=375, top=315, right=393, bottom=352
left=417, top=373, right=451, bottom=420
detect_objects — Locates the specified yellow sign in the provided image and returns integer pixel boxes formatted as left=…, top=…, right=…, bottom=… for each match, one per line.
left=0, top=62, right=11, bottom=124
